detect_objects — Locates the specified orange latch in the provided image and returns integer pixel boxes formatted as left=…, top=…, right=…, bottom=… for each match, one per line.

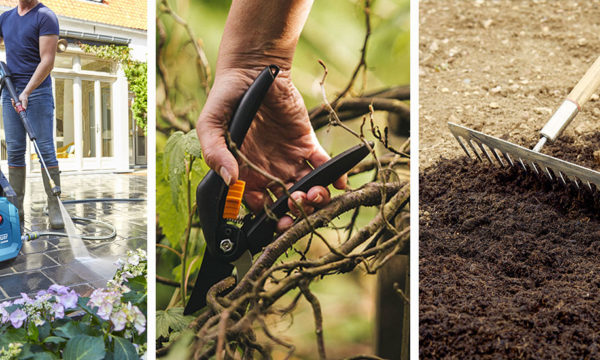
left=222, top=180, right=245, bottom=219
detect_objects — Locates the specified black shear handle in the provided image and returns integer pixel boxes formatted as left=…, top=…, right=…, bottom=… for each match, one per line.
left=229, top=65, right=279, bottom=146
left=244, top=141, right=373, bottom=254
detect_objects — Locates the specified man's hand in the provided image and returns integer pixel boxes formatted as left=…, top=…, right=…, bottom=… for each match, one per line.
left=10, top=90, right=28, bottom=111
left=197, top=67, right=346, bottom=232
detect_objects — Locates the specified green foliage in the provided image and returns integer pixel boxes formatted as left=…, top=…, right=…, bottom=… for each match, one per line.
left=110, top=336, right=138, bottom=360
left=156, top=307, right=194, bottom=339
left=79, top=44, right=148, bottom=131
left=156, top=130, right=209, bottom=309
left=62, top=335, right=105, bottom=360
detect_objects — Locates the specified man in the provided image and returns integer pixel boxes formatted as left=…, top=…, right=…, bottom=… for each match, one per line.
left=0, top=0, right=62, bottom=228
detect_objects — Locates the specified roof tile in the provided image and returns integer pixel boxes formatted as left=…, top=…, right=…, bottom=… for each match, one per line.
left=0, top=0, right=147, bottom=30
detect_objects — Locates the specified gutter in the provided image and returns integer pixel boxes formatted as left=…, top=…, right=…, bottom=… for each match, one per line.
left=60, top=30, right=131, bottom=45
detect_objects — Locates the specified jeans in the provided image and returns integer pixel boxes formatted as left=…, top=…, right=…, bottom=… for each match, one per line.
left=2, top=85, right=58, bottom=168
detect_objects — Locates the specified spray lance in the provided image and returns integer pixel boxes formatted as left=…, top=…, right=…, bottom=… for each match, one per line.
left=0, top=61, right=61, bottom=198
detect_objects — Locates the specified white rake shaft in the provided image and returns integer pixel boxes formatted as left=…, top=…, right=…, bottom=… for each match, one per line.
left=448, top=122, right=600, bottom=192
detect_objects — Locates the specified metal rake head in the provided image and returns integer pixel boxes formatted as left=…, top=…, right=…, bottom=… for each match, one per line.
left=448, top=122, right=600, bottom=192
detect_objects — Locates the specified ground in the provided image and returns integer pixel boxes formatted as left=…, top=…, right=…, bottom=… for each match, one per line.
left=419, top=0, right=600, bottom=169
left=0, top=171, right=147, bottom=301
left=419, top=0, right=600, bottom=358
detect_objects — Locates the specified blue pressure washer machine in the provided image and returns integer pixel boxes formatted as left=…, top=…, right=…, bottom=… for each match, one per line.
left=0, top=172, right=21, bottom=262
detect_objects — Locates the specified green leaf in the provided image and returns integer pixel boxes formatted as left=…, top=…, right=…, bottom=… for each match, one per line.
left=63, top=335, right=105, bottom=360
left=37, top=322, right=52, bottom=342
left=156, top=153, right=186, bottom=248
left=111, top=335, right=138, bottom=360
left=21, top=350, right=59, bottom=360
left=155, top=307, right=195, bottom=339
left=126, top=275, right=147, bottom=292
left=54, top=322, right=89, bottom=340
left=163, top=130, right=206, bottom=204
left=0, top=327, right=26, bottom=348
left=76, top=297, right=103, bottom=324
left=27, top=322, right=39, bottom=342
left=122, top=290, right=147, bottom=308
left=42, top=336, right=67, bottom=345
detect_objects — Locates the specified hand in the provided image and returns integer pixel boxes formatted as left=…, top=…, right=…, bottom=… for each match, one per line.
left=197, top=67, right=346, bottom=232
left=12, top=91, right=28, bottom=111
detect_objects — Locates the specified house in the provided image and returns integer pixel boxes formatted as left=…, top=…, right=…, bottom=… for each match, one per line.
left=0, top=0, right=147, bottom=173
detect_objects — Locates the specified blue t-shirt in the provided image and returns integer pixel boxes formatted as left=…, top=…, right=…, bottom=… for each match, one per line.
left=0, top=3, right=59, bottom=90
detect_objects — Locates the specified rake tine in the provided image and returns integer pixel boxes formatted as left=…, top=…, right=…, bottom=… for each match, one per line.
left=501, top=151, right=514, bottom=167
left=467, top=140, right=483, bottom=162
left=586, top=181, right=593, bottom=192
left=544, top=167, right=554, bottom=181
left=518, top=158, right=528, bottom=172
left=558, top=171, right=567, bottom=186
left=529, top=161, right=540, bottom=175
left=477, top=142, right=495, bottom=165
left=453, top=135, right=472, bottom=159
left=490, top=147, right=505, bottom=167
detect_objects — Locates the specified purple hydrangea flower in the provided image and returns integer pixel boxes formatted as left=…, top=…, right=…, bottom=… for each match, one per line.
left=97, top=302, right=113, bottom=321
left=111, top=310, right=127, bottom=331
left=9, top=309, right=27, bottom=328
left=58, top=291, right=78, bottom=309
left=0, top=306, right=9, bottom=324
left=51, top=303, right=65, bottom=319
left=49, top=284, right=70, bottom=296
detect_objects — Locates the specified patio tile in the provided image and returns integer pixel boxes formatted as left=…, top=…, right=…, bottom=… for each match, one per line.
left=0, top=271, right=53, bottom=297
left=45, top=249, right=79, bottom=265
left=42, top=265, right=87, bottom=286
left=0, top=262, right=15, bottom=276
left=10, top=253, right=57, bottom=273
left=70, top=283, right=95, bottom=297
left=20, top=239, right=56, bottom=254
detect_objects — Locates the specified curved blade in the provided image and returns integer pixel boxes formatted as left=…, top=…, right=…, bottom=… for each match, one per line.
left=184, top=251, right=233, bottom=315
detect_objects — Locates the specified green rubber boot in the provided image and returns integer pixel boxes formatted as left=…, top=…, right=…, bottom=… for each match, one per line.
left=42, top=167, right=64, bottom=230
left=8, top=167, right=26, bottom=222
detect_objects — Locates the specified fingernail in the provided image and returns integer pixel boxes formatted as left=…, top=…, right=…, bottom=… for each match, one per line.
left=220, top=167, right=232, bottom=185
left=312, top=194, right=322, bottom=203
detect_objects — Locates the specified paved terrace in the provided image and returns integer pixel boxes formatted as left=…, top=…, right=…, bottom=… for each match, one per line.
left=0, top=171, right=147, bottom=301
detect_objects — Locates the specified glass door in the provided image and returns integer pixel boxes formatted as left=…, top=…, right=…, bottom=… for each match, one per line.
left=52, top=78, right=76, bottom=171
left=101, top=83, right=113, bottom=157
left=82, top=80, right=96, bottom=159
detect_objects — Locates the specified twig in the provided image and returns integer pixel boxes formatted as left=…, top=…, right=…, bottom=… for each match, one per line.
left=332, top=0, right=372, bottom=102
left=299, top=281, right=327, bottom=360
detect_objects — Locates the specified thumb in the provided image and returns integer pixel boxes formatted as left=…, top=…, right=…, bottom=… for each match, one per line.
left=196, top=73, right=251, bottom=186
left=196, top=117, right=238, bottom=186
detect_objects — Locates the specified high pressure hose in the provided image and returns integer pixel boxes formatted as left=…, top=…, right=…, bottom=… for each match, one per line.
left=21, top=198, right=146, bottom=242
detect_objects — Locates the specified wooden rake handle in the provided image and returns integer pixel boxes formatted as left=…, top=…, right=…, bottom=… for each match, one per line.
left=567, top=55, right=600, bottom=108
left=540, top=54, right=600, bottom=142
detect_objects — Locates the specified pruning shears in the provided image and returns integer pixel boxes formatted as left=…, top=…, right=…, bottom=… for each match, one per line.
left=184, top=65, right=371, bottom=315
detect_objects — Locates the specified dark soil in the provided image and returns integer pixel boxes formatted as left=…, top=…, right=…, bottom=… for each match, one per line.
left=419, top=134, right=600, bottom=359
